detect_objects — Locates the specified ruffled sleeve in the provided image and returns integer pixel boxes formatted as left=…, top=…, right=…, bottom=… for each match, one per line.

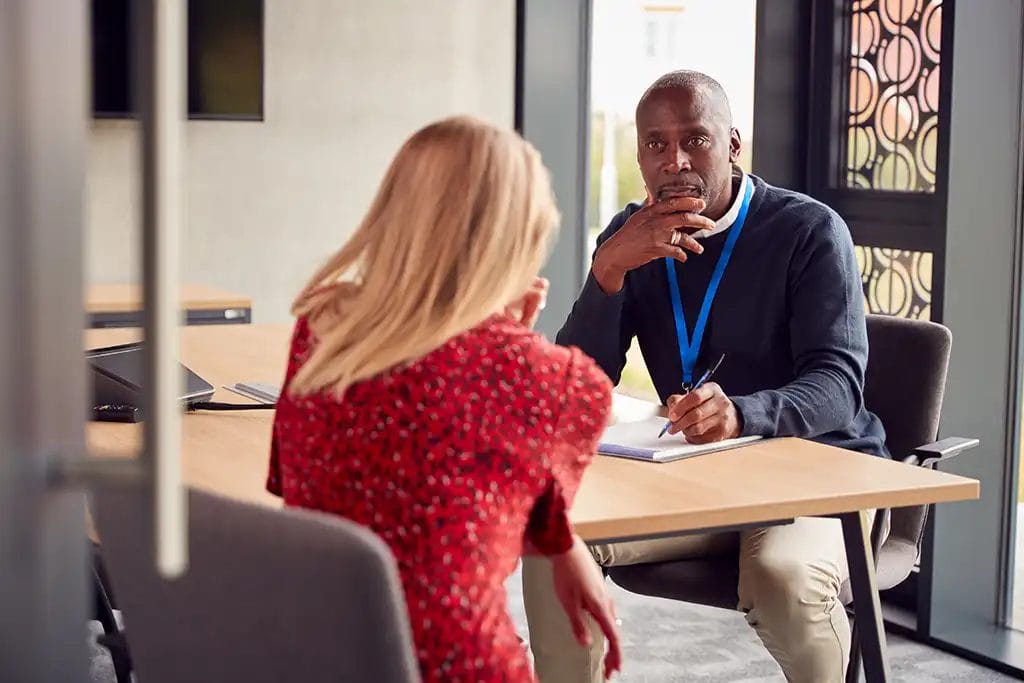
left=525, top=347, right=612, bottom=554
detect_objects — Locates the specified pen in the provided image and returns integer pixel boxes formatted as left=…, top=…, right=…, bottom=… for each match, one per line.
left=658, top=353, right=726, bottom=439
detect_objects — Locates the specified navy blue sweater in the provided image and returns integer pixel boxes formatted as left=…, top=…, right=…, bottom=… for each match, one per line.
left=557, top=174, right=888, bottom=457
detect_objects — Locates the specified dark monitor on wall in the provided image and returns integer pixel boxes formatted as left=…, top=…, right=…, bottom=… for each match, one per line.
left=91, top=0, right=264, bottom=120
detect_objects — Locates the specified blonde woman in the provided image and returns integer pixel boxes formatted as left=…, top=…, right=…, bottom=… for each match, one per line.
left=266, top=117, right=621, bottom=682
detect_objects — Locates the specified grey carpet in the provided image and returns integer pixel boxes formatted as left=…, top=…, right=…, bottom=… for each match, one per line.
left=88, top=566, right=1018, bottom=682
left=504, top=567, right=1017, bottom=682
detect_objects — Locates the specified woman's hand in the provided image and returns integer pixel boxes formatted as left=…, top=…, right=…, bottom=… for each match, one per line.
left=550, top=535, right=623, bottom=679
left=504, top=277, right=549, bottom=329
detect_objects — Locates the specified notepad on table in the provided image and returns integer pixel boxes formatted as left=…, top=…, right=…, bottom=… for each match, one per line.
left=598, top=416, right=762, bottom=463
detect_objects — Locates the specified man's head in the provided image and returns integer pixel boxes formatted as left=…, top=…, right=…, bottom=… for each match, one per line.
left=635, top=71, right=741, bottom=221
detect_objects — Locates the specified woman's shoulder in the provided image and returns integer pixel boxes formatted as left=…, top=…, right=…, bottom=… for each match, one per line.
left=466, top=316, right=611, bottom=395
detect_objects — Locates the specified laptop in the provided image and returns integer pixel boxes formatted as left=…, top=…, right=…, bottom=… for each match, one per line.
left=87, top=342, right=215, bottom=421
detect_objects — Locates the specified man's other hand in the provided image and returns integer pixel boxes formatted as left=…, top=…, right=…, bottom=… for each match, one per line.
left=665, top=382, right=742, bottom=443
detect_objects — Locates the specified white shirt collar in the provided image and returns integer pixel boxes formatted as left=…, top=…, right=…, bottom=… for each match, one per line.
left=691, top=169, right=749, bottom=240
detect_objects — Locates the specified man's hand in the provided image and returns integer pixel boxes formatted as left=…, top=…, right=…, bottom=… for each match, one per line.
left=550, top=535, right=623, bottom=680
left=665, top=382, right=742, bottom=444
left=592, top=197, right=714, bottom=294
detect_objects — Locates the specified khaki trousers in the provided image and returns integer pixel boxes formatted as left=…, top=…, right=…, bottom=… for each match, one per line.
left=522, top=514, right=880, bottom=683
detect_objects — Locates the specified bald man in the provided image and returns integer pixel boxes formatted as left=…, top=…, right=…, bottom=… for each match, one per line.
left=522, top=71, right=888, bottom=683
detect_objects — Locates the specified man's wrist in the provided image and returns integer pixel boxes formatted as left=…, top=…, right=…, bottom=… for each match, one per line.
left=592, top=248, right=626, bottom=294
left=729, top=411, right=743, bottom=439
left=728, top=398, right=748, bottom=438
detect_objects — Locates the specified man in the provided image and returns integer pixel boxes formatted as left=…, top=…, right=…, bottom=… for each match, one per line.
left=522, top=71, right=888, bottom=683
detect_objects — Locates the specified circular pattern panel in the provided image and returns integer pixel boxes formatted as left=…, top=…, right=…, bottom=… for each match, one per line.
left=845, top=0, right=942, bottom=194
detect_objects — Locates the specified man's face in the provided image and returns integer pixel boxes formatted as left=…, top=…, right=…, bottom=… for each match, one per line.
left=636, top=86, right=740, bottom=219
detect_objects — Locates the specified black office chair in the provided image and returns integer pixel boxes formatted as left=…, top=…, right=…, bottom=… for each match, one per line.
left=92, top=487, right=421, bottom=683
left=91, top=543, right=132, bottom=683
left=607, top=314, right=978, bottom=683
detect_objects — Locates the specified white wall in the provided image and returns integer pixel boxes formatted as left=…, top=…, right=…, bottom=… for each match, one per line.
left=86, top=0, right=516, bottom=322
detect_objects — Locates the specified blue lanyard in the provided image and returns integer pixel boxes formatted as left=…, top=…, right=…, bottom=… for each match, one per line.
left=664, top=177, right=753, bottom=385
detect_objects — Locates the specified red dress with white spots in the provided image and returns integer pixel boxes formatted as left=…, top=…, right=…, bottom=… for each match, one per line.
left=267, top=315, right=612, bottom=683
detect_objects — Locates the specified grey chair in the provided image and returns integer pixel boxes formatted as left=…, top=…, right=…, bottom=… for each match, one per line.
left=607, top=314, right=978, bottom=682
left=93, top=487, right=420, bottom=683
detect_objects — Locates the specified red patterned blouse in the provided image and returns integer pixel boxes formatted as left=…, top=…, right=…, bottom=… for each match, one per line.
left=267, top=314, right=612, bottom=682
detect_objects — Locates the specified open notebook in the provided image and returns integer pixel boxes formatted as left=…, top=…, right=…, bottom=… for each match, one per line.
left=598, top=416, right=761, bottom=463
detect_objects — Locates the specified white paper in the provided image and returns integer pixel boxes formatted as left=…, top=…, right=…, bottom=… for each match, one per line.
left=223, top=381, right=280, bottom=404
left=599, top=416, right=761, bottom=462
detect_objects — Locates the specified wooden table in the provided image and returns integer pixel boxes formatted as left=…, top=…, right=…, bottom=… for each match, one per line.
left=86, top=283, right=252, bottom=328
left=85, top=323, right=979, bottom=683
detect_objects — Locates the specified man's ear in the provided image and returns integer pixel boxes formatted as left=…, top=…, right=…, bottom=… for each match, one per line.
left=729, top=127, right=742, bottom=164
left=639, top=148, right=654, bottom=205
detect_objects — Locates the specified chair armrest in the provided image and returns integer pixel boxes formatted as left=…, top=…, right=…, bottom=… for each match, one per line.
left=907, top=436, right=980, bottom=468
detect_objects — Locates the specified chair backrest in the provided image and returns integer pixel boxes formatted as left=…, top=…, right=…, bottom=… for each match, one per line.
left=863, top=314, right=952, bottom=552
left=93, top=488, right=420, bottom=683
left=864, top=314, right=952, bottom=461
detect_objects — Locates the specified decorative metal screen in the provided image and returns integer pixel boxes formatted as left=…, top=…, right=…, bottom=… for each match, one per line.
left=845, top=0, right=943, bottom=193
left=855, top=246, right=933, bottom=319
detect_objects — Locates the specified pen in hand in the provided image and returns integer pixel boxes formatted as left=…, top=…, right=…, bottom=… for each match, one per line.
left=658, top=353, right=726, bottom=439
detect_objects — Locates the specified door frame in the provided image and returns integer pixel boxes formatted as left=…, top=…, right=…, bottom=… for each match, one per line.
left=0, top=1, right=91, bottom=680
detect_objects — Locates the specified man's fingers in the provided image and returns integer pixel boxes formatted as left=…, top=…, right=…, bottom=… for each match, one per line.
left=667, top=385, right=715, bottom=421
left=663, top=233, right=704, bottom=258
left=668, top=213, right=717, bottom=235
left=687, top=383, right=719, bottom=406
left=650, top=196, right=705, bottom=214
left=683, top=414, right=720, bottom=439
left=667, top=396, right=692, bottom=423
left=674, top=232, right=704, bottom=254
left=677, top=402, right=715, bottom=431
left=685, top=422, right=726, bottom=444
left=651, top=212, right=715, bottom=235
left=659, top=245, right=690, bottom=263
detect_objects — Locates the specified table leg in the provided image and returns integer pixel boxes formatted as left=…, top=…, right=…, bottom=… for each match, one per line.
left=841, top=510, right=890, bottom=682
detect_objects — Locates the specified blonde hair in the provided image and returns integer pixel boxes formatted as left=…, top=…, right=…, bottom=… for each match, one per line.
left=288, top=116, right=560, bottom=397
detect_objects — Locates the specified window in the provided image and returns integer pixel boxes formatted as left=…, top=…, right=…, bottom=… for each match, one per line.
left=839, top=1, right=946, bottom=321
left=844, top=0, right=943, bottom=193
left=807, top=0, right=950, bottom=324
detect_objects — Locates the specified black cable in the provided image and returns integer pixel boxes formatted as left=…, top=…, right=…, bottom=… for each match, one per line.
left=190, top=401, right=276, bottom=411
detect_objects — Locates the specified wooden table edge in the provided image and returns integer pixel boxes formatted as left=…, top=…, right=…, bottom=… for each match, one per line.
left=573, top=479, right=980, bottom=543
left=87, top=297, right=253, bottom=314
